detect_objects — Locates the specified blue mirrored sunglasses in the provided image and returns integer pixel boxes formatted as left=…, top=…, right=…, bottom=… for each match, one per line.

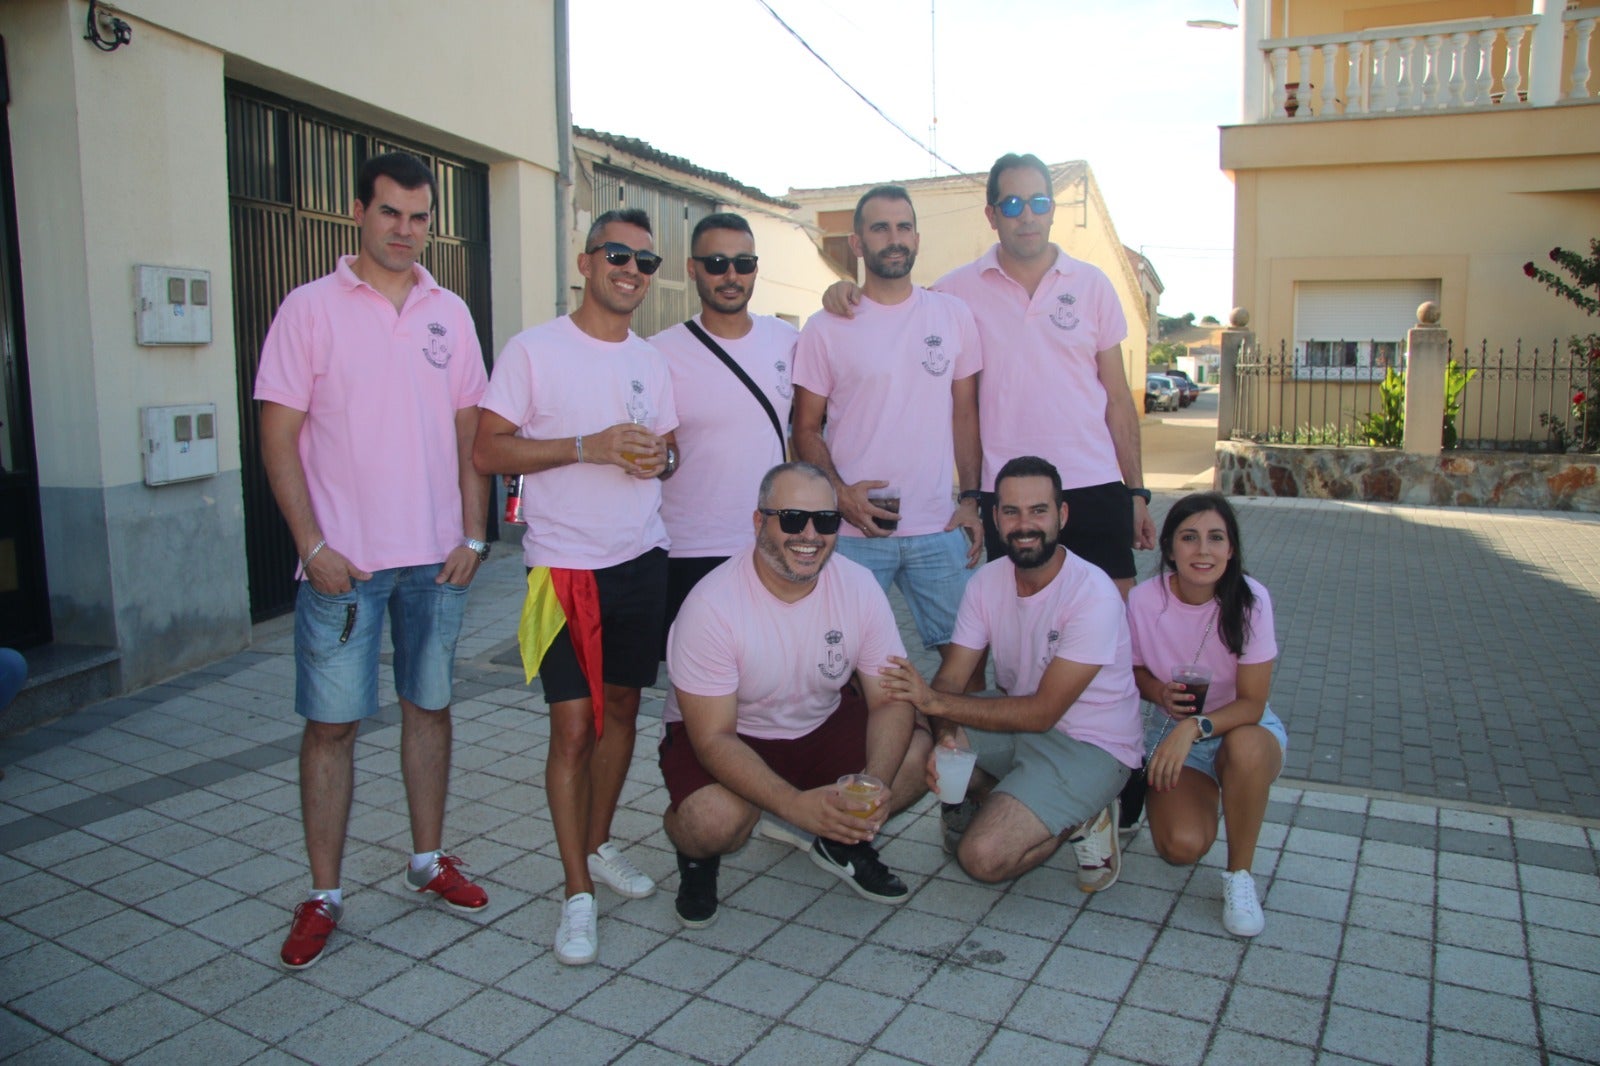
left=993, top=195, right=1054, bottom=218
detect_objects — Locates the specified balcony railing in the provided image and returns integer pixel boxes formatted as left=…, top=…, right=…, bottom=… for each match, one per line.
left=1252, top=6, right=1597, bottom=120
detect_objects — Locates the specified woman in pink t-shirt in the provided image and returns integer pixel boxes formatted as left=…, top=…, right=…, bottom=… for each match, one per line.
left=1126, top=493, right=1287, bottom=938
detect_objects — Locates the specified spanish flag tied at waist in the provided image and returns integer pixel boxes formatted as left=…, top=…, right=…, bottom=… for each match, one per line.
left=518, top=567, right=605, bottom=737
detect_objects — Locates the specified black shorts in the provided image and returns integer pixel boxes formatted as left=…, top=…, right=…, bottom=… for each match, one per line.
left=539, top=548, right=668, bottom=703
left=661, top=554, right=726, bottom=660
left=980, top=480, right=1136, bottom=580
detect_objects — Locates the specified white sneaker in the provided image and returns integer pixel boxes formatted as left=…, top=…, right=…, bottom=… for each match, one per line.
left=1070, top=800, right=1121, bottom=894
left=555, top=892, right=598, bottom=965
left=756, top=815, right=813, bottom=852
left=586, top=842, right=656, bottom=899
left=1220, top=869, right=1265, bottom=937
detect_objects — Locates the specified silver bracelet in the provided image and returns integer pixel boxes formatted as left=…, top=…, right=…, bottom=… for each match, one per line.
left=303, top=538, right=326, bottom=568
left=575, top=435, right=584, bottom=464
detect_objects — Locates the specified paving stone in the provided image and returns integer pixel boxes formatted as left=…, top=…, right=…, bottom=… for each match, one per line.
left=647, top=997, right=769, bottom=1064
left=704, top=956, right=819, bottom=1019
left=1531, top=961, right=1600, bottom=1017
left=1204, top=1029, right=1316, bottom=1066
left=629, top=937, right=742, bottom=993
left=12, top=963, right=142, bottom=1031
left=361, top=963, right=479, bottom=1025
left=874, top=1000, right=992, bottom=1065
left=425, top=987, right=551, bottom=1056
left=1123, top=966, right=1229, bottom=1022
left=1237, top=943, right=1336, bottom=999
left=1541, top=1005, right=1600, bottom=1061
left=1431, top=982, right=1538, bottom=1045
left=787, top=980, right=905, bottom=1045
left=1431, top=1029, right=1545, bottom=1065
left=1097, top=1004, right=1211, bottom=1066
left=505, top=1015, right=632, bottom=1066
left=218, top=975, right=339, bottom=1043
left=569, top=975, right=690, bottom=1039
left=974, top=1029, right=1090, bottom=1066
left=0, top=941, right=93, bottom=1002
left=1221, top=984, right=1326, bottom=1047
left=1434, top=944, right=1531, bottom=996
left=1003, top=983, right=1115, bottom=1047
left=1523, top=892, right=1600, bottom=935
left=1032, top=944, right=1139, bottom=1001
left=1340, top=927, right=1432, bottom=979
left=912, top=962, right=1027, bottom=1024
left=1320, top=1005, right=1430, bottom=1066
left=124, top=1019, right=268, bottom=1066
left=1435, top=908, right=1526, bottom=958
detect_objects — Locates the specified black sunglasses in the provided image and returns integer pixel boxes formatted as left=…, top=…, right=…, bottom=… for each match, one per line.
left=759, top=508, right=843, bottom=535
left=587, top=241, right=663, bottom=275
left=692, top=254, right=759, bottom=276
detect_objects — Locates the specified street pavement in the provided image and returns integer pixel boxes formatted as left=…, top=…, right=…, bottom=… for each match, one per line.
left=2, top=432, right=1598, bottom=1061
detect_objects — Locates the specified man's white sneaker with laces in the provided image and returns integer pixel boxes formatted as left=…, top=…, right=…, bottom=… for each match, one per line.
left=555, top=892, right=598, bottom=965
left=1070, top=800, right=1121, bottom=894
left=587, top=841, right=656, bottom=899
left=1220, top=869, right=1265, bottom=937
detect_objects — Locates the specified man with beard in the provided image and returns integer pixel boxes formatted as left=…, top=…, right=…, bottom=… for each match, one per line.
left=661, top=462, right=921, bottom=928
left=792, top=186, right=983, bottom=793
left=650, top=213, right=796, bottom=642
left=474, top=208, right=678, bottom=965
left=880, top=456, right=1142, bottom=892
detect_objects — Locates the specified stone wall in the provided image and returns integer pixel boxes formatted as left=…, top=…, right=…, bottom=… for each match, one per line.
left=1214, top=442, right=1600, bottom=512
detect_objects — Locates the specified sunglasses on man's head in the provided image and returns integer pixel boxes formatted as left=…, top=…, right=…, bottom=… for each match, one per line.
left=588, top=241, right=663, bottom=274
left=692, top=254, right=759, bottom=276
left=993, top=195, right=1054, bottom=218
left=759, top=508, right=843, bottom=535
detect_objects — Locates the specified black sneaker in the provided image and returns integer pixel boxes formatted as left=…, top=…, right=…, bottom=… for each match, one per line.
left=810, top=837, right=908, bottom=904
left=940, top=798, right=980, bottom=856
left=674, top=852, right=719, bottom=928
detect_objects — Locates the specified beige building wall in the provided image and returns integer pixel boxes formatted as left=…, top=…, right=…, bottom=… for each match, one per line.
left=1, top=0, right=561, bottom=687
left=786, top=165, right=1153, bottom=400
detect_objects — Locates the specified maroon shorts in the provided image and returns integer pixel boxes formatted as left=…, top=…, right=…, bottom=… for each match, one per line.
left=659, top=684, right=868, bottom=810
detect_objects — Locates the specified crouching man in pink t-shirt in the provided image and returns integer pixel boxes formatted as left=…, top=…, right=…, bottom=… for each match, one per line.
left=662, top=463, right=924, bottom=928
left=882, top=456, right=1143, bottom=894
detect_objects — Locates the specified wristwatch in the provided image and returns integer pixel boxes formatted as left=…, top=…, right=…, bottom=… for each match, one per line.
left=1192, top=715, right=1215, bottom=740
left=463, top=537, right=490, bottom=562
left=958, top=489, right=984, bottom=502
left=659, top=444, right=679, bottom=479
left=1128, top=487, right=1152, bottom=503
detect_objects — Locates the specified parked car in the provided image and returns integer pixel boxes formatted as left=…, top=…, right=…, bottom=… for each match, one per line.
left=1159, top=368, right=1201, bottom=407
left=1145, top=374, right=1180, bottom=412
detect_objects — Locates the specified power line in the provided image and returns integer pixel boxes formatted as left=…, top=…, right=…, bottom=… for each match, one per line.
left=753, top=0, right=980, bottom=186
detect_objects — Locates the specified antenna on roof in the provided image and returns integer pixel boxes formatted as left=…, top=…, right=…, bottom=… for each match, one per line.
left=928, top=1, right=938, bottom=177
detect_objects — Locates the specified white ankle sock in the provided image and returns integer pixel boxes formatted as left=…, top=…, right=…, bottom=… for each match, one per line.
left=409, top=850, right=442, bottom=874
left=309, top=887, right=342, bottom=908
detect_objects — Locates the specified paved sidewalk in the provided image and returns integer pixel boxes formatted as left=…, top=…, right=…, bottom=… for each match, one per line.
left=2, top=496, right=1598, bottom=1063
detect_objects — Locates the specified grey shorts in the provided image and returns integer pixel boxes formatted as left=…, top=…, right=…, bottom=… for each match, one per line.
left=966, top=724, right=1132, bottom=836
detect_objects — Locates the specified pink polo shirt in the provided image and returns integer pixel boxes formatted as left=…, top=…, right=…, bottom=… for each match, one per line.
left=665, top=551, right=907, bottom=740
left=950, top=548, right=1143, bottom=768
left=934, top=245, right=1127, bottom=491
left=1127, top=574, right=1278, bottom=714
left=792, top=287, right=981, bottom=537
left=651, top=315, right=797, bottom=558
left=253, top=256, right=486, bottom=575
left=481, top=315, right=677, bottom=570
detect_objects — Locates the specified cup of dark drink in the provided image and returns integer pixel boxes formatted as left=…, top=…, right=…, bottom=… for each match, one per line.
left=867, top=485, right=901, bottom=532
left=1171, top=664, right=1213, bottom=716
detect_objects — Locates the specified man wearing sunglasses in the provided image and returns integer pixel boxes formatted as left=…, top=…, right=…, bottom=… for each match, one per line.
left=823, top=154, right=1155, bottom=594
left=793, top=185, right=984, bottom=714
left=649, top=213, right=797, bottom=650
left=661, top=462, right=921, bottom=928
left=475, top=207, right=678, bottom=965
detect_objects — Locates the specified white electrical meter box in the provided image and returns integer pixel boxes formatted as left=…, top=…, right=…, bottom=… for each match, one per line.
left=142, top=403, right=219, bottom=486
left=135, top=265, right=213, bottom=346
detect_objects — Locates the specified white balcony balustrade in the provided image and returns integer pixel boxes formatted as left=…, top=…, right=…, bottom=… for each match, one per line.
left=1253, top=6, right=1597, bottom=120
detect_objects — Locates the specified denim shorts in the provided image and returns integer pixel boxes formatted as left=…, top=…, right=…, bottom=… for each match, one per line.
left=294, top=564, right=468, bottom=723
left=834, top=528, right=972, bottom=648
left=1142, top=704, right=1288, bottom=784
left=966, top=724, right=1132, bottom=836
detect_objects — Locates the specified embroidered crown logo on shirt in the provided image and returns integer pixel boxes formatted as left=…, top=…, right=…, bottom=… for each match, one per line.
left=774, top=359, right=792, bottom=399
left=1050, top=293, right=1080, bottom=332
left=818, top=629, right=847, bottom=681
left=423, top=322, right=452, bottom=368
left=921, top=334, right=950, bottom=377
left=625, top=379, right=650, bottom=424
left=1042, top=628, right=1062, bottom=668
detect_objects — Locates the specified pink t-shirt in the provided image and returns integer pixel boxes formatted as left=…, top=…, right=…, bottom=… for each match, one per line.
left=950, top=549, right=1143, bottom=768
left=253, top=256, right=486, bottom=575
left=665, top=551, right=908, bottom=739
left=1127, top=574, right=1278, bottom=716
left=792, top=287, right=981, bottom=538
left=934, top=245, right=1127, bottom=491
left=651, top=315, right=797, bottom=558
left=481, top=315, right=678, bottom=570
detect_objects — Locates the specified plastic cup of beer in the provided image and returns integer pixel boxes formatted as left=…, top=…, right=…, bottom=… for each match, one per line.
left=1171, top=664, right=1214, bottom=716
left=836, top=774, right=886, bottom=819
left=867, top=484, right=901, bottom=532
left=621, top=416, right=650, bottom=464
left=933, top=745, right=978, bottom=804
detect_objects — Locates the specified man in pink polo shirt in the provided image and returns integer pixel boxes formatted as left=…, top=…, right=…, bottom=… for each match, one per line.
left=474, top=207, right=678, bottom=966
left=662, top=462, right=920, bottom=928
left=882, top=456, right=1142, bottom=894
left=255, top=152, right=491, bottom=971
left=793, top=186, right=983, bottom=762
left=651, top=212, right=796, bottom=643
left=825, top=154, right=1155, bottom=594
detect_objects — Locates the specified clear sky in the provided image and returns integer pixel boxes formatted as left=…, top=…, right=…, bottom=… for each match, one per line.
left=570, top=0, right=1242, bottom=319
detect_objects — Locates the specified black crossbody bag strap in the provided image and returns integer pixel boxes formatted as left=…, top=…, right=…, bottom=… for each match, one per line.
left=684, top=319, right=786, bottom=452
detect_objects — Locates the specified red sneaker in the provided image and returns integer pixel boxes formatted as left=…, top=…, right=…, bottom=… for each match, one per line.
left=404, top=855, right=488, bottom=911
left=280, top=898, right=340, bottom=970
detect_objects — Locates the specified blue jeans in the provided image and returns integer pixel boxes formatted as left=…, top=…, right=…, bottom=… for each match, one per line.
left=294, top=564, right=468, bottom=723
left=835, top=528, right=973, bottom=648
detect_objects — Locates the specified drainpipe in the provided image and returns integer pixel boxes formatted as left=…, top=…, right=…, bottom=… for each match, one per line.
left=553, top=0, right=572, bottom=316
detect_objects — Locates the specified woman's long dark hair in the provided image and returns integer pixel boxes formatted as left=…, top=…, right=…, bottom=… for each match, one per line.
left=1156, top=493, right=1256, bottom=657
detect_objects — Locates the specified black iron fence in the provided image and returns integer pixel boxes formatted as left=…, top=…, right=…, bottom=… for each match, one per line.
left=1230, top=338, right=1390, bottom=445
left=1453, top=338, right=1599, bottom=453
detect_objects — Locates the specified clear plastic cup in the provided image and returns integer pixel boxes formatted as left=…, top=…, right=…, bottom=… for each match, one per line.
left=933, top=746, right=978, bottom=804
left=836, top=773, right=886, bottom=819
